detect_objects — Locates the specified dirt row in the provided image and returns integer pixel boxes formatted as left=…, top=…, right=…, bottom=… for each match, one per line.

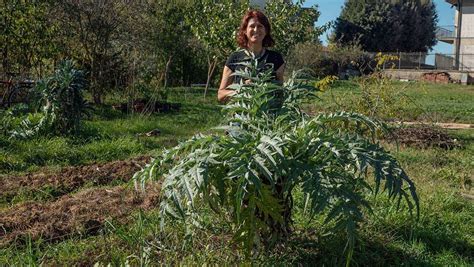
left=0, top=156, right=150, bottom=203
left=0, top=183, right=161, bottom=247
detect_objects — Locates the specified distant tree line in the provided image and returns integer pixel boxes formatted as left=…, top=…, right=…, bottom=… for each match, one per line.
left=1, top=0, right=323, bottom=104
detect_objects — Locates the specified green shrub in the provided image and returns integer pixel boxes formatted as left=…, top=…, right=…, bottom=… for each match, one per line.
left=353, top=53, right=413, bottom=120
left=286, top=42, right=335, bottom=78
left=286, top=42, right=369, bottom=79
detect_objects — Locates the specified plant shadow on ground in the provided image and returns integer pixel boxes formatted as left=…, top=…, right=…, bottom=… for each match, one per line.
left=263, top=210, right=473, bottom=266
left=402, top=224, right=473, bottom=261
left=263, top=232, right=431, bottom=266
left=364, top=185, right=474, bottom=265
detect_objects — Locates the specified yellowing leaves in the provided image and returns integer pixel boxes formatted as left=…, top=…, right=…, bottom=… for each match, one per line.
left=315, top=75, right=338, bottom=92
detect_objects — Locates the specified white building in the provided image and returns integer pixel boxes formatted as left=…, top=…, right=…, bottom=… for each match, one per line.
left=439, top=0, right=474, bottom=70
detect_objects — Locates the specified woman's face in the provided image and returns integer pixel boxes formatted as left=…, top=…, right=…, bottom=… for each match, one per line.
left=245, top=18, right=266, bottom=45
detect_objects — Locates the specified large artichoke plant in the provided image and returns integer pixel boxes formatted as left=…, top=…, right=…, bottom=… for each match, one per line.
left=134, top=55, right=418, bottom=262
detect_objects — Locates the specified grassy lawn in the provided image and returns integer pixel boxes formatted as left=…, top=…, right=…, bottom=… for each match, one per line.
left=0, top=83, right=473, bottom=265
left=0, top=88, right=222, bottom=175
left=310, top=80, right=474, bottom=124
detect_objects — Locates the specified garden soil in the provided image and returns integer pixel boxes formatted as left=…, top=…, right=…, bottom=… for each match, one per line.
left=390, top=126, right=460, bottom=149
left=0, top=156, right=150, bottom=203
left=0, top=183, right=161, bottom=247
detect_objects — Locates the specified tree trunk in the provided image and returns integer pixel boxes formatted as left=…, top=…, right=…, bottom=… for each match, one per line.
left=163, top=55, right=173, bottom=89
left=204, top=55, right=218, bottom=98
left=2, top=43, right=9, bottom=76
left=91, top=57, right=102, bottom=105
left=93, top=90, right=102, bottom=105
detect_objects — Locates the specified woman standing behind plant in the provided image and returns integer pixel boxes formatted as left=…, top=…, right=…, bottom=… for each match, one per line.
left=218, top=10, right=285, bottom=103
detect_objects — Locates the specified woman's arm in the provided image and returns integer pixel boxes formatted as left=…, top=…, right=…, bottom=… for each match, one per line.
left=275, top=63, right=285, bottom=83
left=218, top=66, right=236, bottom=103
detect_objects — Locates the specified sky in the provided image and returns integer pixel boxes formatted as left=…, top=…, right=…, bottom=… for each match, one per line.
left=302, top=0, right=455, bottom=54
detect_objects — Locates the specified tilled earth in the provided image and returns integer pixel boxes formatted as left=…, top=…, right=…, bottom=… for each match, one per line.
left=0, top=156, right=150, bottom=203
left=0, top=156, right=161, bottom=248
left=0, top=184, right=161, bottom=247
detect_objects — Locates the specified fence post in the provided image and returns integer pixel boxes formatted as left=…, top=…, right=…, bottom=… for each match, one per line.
left=398, top=52, right=401, bottom=69
left=418, top=52, right=422, bottom=69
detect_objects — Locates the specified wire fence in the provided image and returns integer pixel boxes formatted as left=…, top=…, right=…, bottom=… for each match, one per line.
left=436, top=25, right=455, bottom=39
left=379, top=52, right=474, bottom=71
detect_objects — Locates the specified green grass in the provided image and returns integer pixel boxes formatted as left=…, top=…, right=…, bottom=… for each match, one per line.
left=2, top=164, right=472, bottom=266
left=0, top=89, right=222, bottom=175
left=0, top=84, right=473, bottom=265
left=311, top=80, right=474, bottom=123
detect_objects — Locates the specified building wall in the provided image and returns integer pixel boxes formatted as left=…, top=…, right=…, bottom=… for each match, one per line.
left=454, top=1, right=474, bottom=69
left=458, top=5, right=474, bottom=38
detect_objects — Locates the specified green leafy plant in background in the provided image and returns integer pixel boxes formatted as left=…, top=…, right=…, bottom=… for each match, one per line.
left=134, top=55, right=419, bottom=264
left=0, top=104, right=29, bottom=135
left=354, top=53, right=414, bottom=120
left=11, top=60, right=90, bottom=138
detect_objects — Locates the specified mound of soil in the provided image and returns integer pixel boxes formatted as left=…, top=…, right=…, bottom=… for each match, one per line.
left=389, top=126, right=460, bottom=149
left=0, top=156, right=150, bottom=203
left=0, top=184, right=161, bottom=247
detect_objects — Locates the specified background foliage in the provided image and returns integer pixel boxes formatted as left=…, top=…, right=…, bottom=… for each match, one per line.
left=333, top=0, right=438, bottom=52
left=1, top=0, right=324, bottom=101
left=1, top=1, right=58, bottom=76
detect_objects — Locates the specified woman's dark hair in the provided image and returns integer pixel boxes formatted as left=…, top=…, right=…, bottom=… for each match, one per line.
left=237, top=10, right=275, bottom=48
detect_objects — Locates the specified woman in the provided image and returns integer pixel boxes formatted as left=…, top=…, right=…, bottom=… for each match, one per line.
left=217, top=10, right=291, bottom=236
left=218, top=10, right=285, bottom=103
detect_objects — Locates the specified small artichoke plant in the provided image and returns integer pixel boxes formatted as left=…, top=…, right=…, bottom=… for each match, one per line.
left=11, top=60, right=90, bottom=138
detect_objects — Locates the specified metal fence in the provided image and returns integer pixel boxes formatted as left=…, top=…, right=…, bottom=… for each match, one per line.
left=436, top=25, right=456, bottom=39
left=379, top=52, right=474, bottom=71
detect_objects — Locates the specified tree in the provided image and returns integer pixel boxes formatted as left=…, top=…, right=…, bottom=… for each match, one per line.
left=185, top=0, right=247, bottom=97
left=113, top=1, right=208, bottom=104
left=53, top=0, right=129, bottom=104
left=185, top=0, right=326, bottom=96
left=333, top=0, right=438, bottom=52
left=132, top=1, right=196, bottom=89
left=265, top=0, right=326, bottom=57
left=1, top=1, right=58, bottom=77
